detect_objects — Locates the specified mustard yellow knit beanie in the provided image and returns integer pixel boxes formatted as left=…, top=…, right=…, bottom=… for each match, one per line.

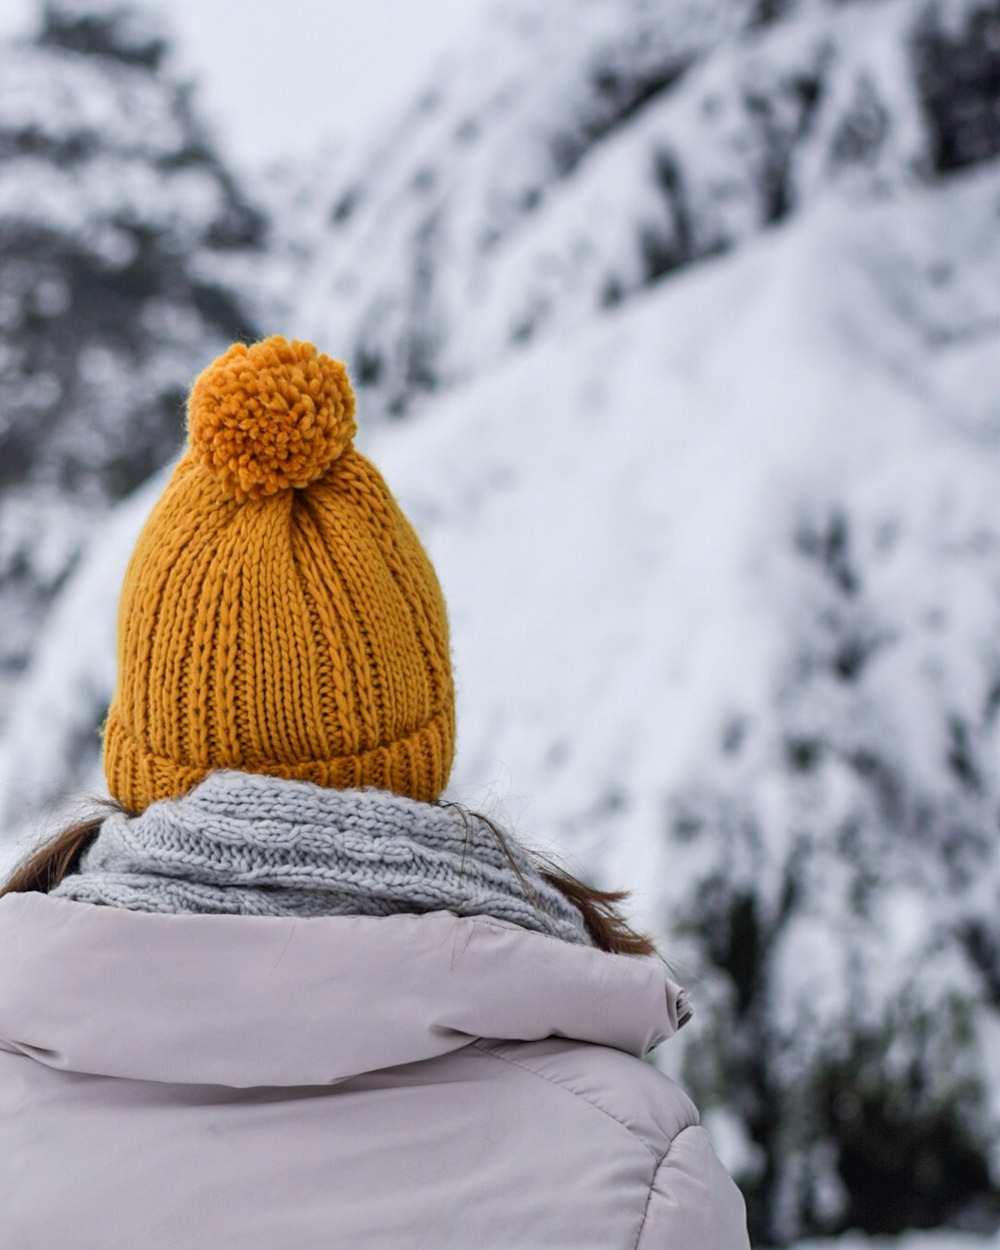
left=103, top=335, right=455, bottom=813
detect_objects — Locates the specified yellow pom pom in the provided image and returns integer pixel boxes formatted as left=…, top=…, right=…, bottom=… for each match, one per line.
left=187, top=336, right=357, bottom=500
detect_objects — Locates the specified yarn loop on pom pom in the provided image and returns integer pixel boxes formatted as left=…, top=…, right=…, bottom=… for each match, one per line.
left=187, top=336, right=357, bottom=500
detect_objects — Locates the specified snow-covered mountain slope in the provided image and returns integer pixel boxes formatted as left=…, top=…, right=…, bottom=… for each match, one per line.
left=281, top=0, right=1000, bottom=421
left=5, top=147, right=1000, bottom=1238
left=0, top=0, right=264, bottom=706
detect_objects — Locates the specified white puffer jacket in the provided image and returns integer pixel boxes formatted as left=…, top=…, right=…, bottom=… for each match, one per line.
left=0, top=891, right=750, bottom=1249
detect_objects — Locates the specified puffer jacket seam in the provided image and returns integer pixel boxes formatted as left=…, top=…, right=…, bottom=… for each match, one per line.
left=471, top=1039, right=663, bottom=1162
left=630, top=1126, right=698, bottom=1250
left=632, top=1158, right=660, bottom=1250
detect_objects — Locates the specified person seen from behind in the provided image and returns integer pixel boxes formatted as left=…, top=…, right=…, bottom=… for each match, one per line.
left=0, top=336, right=751, bottom=1248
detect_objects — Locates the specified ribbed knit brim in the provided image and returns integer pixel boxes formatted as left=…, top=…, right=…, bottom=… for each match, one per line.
left=103, top=704, right=455, bottom=813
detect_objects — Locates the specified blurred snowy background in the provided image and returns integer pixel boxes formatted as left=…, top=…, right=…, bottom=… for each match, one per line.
left=0, top=0, right=999, bottom=1243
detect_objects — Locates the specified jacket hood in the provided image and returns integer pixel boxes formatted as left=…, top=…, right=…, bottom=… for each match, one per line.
left=0, top=892, right=688, bottom=1088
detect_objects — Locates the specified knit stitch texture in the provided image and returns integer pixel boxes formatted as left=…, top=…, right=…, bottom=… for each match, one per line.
left=102, top=336, right=455, bottom=812
left=52, top=771, right=593, bottom=946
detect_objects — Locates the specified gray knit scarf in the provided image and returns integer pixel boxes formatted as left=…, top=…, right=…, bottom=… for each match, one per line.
left=51, top=770, right=592, bottom=946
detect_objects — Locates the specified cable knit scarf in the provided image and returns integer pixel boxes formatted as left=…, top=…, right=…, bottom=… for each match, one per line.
left=51, top=770, right=593, bottom=946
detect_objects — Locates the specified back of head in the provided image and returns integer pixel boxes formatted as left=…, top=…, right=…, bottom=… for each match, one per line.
left=103, top=335, right=455, bottom=812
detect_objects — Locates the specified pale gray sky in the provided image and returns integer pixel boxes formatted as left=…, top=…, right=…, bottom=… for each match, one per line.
left=0, top=0, right=488, bottom=168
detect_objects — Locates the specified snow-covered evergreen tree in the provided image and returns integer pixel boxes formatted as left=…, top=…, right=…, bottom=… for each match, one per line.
left=0, top=0, right=264, bottom=705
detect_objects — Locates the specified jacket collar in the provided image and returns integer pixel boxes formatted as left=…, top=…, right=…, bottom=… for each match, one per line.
left=0, top=892, right=688, bottom=1087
